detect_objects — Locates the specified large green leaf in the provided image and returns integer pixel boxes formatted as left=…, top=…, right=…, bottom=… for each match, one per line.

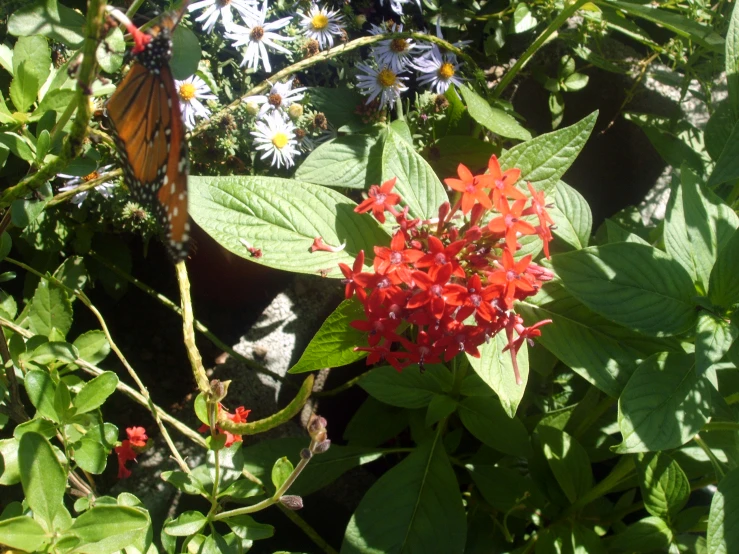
left=458, top=397, right=531, bottom=456
left=458, top=85, right=531, bottom=141
left=707, top=467, right=739, bottom=554
left=616, top=353, right=713, bottom=453
left=170, top=26, right=200, bottom=80
left=537, top=425, right=592, bottom=503
left=27, top=277, right=73, bottom=338
left=0, top=516, right=48, bottom=551
left=7, top=0, right=85, bottom=47
left=624, top=113, right=706, bottom=173
left=242, top=438, right=382, bottom=497
left=25, top=369, right=59, bottom=422
left=341, top=436, right=465, bottom=553
left=550, top=180, right=592, bottom=250
left=18, top=432, right=66, bottom=532
left=290, top=299, right=367, bottom=373
left=499, top=112, right=597, bottom=195
left=709, top=227, right=739, bottom=310
left=69, top=506, right=149, bottom=554
left=467, top=332, right=528, bottom=417
left=727, top=0, right=739, bottom=120
left=635, top=452, right=690, bottom=522
left=608, top=516, right=673, bottom=553
left=359, top=364, right=452, bottom=409
left=466, top=464, right=546, bottom=513
left=73, top=372, right=119, bottom=414
left=381, top=128, right=448, bottom=220
left=295, top=134, right=384, bottom=189
left=426, top=136, right=496, bottom=179
left=189, top=175, right=388, bottom=277
left=696, top=313, right=738, bottom=376
left=308, top=87, right=369, bottom=132
left=552, top=243, right=697, bottom=337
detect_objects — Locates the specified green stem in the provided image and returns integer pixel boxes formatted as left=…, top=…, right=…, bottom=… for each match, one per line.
left=703, top=421, right=739, bottom=432
left=492, top=0, right=591, bottom=99
left=694, top=433, right=726, bottom=480
left=47, top=170, right=123, bottom=208
left=558, top=455, right=635, bottom=520
left=189, top=32, right=477, bottom=139
left=0, top=0, right=105, bottom=208
left=175, top=261, right=211, bottom=396
left=219, top=375, right=314, bottom=435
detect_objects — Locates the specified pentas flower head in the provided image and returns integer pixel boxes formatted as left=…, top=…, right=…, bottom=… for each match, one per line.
left=343, top=154, right=555, bottom=379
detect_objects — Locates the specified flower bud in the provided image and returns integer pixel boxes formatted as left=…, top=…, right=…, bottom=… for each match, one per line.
left=313, top=439, right=331, bottom=454
left=280, top=495, right=304, bottom=510
left=245, top=101, right=259, bottom=116
left=307, top=414, right=327, bottom=439
left=288, top=103, right=304, bottom=120
left=355, top=14, right=367, bottom=26
left=210, top=379, right=229, bottom=402
left=300, top=448, right=313, bottom=460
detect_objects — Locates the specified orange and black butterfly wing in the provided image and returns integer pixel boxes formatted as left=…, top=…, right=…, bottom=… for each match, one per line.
left=107, top=57, right=190, bottom=260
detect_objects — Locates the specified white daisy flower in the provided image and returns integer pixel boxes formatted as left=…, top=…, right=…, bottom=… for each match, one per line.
left=175, top=76, right=218, bottom=129
left=355, top=63, right=408, bottom=109
left=188, top=0, right=258, bottom=33
left=412, top=45, right=463, bottom=94
left=379, top=0, right=420, bottom=16
left=245, top=80, right=307, bottom=118
left=58, top=165, right=117, bottom=205
left=369, top=22, right=416, bottom=73
left=251, top=112, right=300, bottom=168
left=297, top=4, right=345, bottom=50
left=224, top=1, right=294, bottom=72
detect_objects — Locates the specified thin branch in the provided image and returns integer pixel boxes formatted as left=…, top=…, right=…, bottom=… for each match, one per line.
left=47, top=169, right=123, bottom=208
left=175, top=261, right=211, bottom=396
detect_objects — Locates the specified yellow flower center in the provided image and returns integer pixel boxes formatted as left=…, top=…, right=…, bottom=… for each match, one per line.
left=438, top=62, right=455, bottom=80
left=272, top=133, right=289, bottom=149
left=311, top=14, right=329, bottom=30
left=179, top=83, right=196, bottom=101
left=390, top=38, right=408, bottom=53
left=83, top=171, right=99, bottom=182
left=378, top=69, right=397, bottom=88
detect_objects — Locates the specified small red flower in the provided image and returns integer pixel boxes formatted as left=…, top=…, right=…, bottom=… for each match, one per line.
left=198, top=405, right=250, bottom=447
left=339, top=250, right=367, bottom=300
left=523, top=183, right=555, bottom=258
left=483, top=155, right=525, bottom=208
left=487, top=197, right=537, bottom=254
left=126, top=426, right=148, bottom=447
left=399, top=332, right=444, bottom=371
left=414, top=236, right=466, bottom=281
left=355, top=177, right=401, bottom=223
left=503, top=315, right=552, bottom=385
left=444, top=164, right=493, bottom=215
left=114, top=426, right=148, bottom=479
left=407, top=264, right=466, bottom=320
left=445, top=273, right=499, bottom=323
left=487, top=249, right=537, bottom=309
left=355, top=343, right=409, bottom=371
left=373, top=231, right=424, bottom=284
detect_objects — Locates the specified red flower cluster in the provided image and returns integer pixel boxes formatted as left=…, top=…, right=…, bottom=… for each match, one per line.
left=198, top=405, right=251, bottom=447
left=346, top=155, right=554, bottom=384
left=114, top=426, right=148, bottom=479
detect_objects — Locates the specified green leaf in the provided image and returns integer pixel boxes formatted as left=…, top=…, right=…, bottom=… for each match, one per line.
left=705, top=102, right=735, bottom=162
left=73, top=330, right=110, bottom=365
left=225, top=515, right=274, bottom=540
left=709, top=227, right=739, bottom=310
left=28, top=278, right=73, bottom=338
left=13, top=418, right=56, bottom=439
left=161, top=470, right=208, bottom=496
left=0, top=438, right=21, bottom=485
left=54, top=380, right=73, bottom=422
left=466, top=464, right=545, bottom=513
left=9, top=65, right=40, bottom=113
left=11, top=196, right=47, bottom=228
left=0, top=43, right=13, bottom=76
left=624, top=113, right=706, bottom=173
left=218, top=478, right=263, bottom=500
left=0, top=132, right=34, bottom=161
left=242, top=438, right=382, bottom=497
left=616, top=353, right=712, bottom=453
left=29, top=341, right=78, bottom=365
left=308, top=87, right=368, bottom=131
left=536, top=523, right=606, bottom=554
left=35, top=129, right=50, bottom=163
left=707, top=467, right=739, bottom=554
left=96, top=28, right=124, bottom=74
left=8, top=0, right=85, bottom=47
left=499, top=111, right=597, bottom=195
left=208, top=443, right=244, bottom=492
left=381, top=127, right=448, bottom=220
left=458, top=85, right=531, bottom=141
left=18, top=432, right=66, bottom=531
left=344, top=398, right=410, bottom=447
left=24, top=369, right=59, bottom=422
left=359, top=364, right=452, bottom=409
left=189, top=175, right=388, bottom=277
left=295, top=134, right=384, bottom=190
left=537, top=425, right=592, bottom=503
left=425, top=395, right=457, bottom=427
left=512, top=2, right=538, bottom=33
left=289, top=299, right=367, bottom=373
left=552, top=243, right=697, bottom=337
left=635, top=452, right=690, bottom=521
left=341, top=436, right=466, bottom=554
left=550, top=180, right=592, bottom=250
left=696, top=313, right=738, bottom=376
left=0, top=516, right=48, bottom=552
left=271, top=456, right=293, bottom=489
left=466, top=332, right=528, bottom=417
left=458, top=397, right=531, bottom=456
left=73, top=438, right=107, bottom=474
left=0, top=233, right=11, bottom=262
left=563, top=72, right=589, bottom=92
left=69, top=506, right=149, bottom=553
left=163, top=511, right=207, bottom=537
left=608, top=1, right=724, bottom=52
left=425, top=136, right=496, bottom=179
left=608, top=516, right=673, bottom=552
left=170, top=26, right=200, bottom=80
left=73, top=372, right=119, bottom=414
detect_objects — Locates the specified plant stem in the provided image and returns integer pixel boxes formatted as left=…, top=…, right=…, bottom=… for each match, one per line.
left=175, top=261, right=212, bottom=396
left=3, top=257, right=194, bottom=472
left=87, top=251, right=286, bottom=383
left=0, top=314, right=205, bottom=447
left=492, top=0, right=591, bottom=100
left=703, top=421, right=739, bottom=432
left=694, top=433, right=726, bottom=480
left=47, top=170, right=123, bottom=208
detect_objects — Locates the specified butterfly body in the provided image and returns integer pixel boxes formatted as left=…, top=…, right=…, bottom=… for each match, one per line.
left=106, top=10, right=190, bottom=261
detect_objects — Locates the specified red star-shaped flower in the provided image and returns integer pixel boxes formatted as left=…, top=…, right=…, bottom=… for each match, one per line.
left=486, top=249, right=536, bottom=309
left=483, top=155, right=525, bottom=208
left=444, top=164, right=493, bottom=215
left=355, top=177, right=401, bottom=223
left=373, top=231, right=424, bottom=285
left=487, top=197, right=537, bottom=254
left=339, top=250, right=367, bottom=300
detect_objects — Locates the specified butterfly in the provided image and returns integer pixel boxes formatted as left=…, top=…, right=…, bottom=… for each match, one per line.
left=106, top=3, right=191, bottom=261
